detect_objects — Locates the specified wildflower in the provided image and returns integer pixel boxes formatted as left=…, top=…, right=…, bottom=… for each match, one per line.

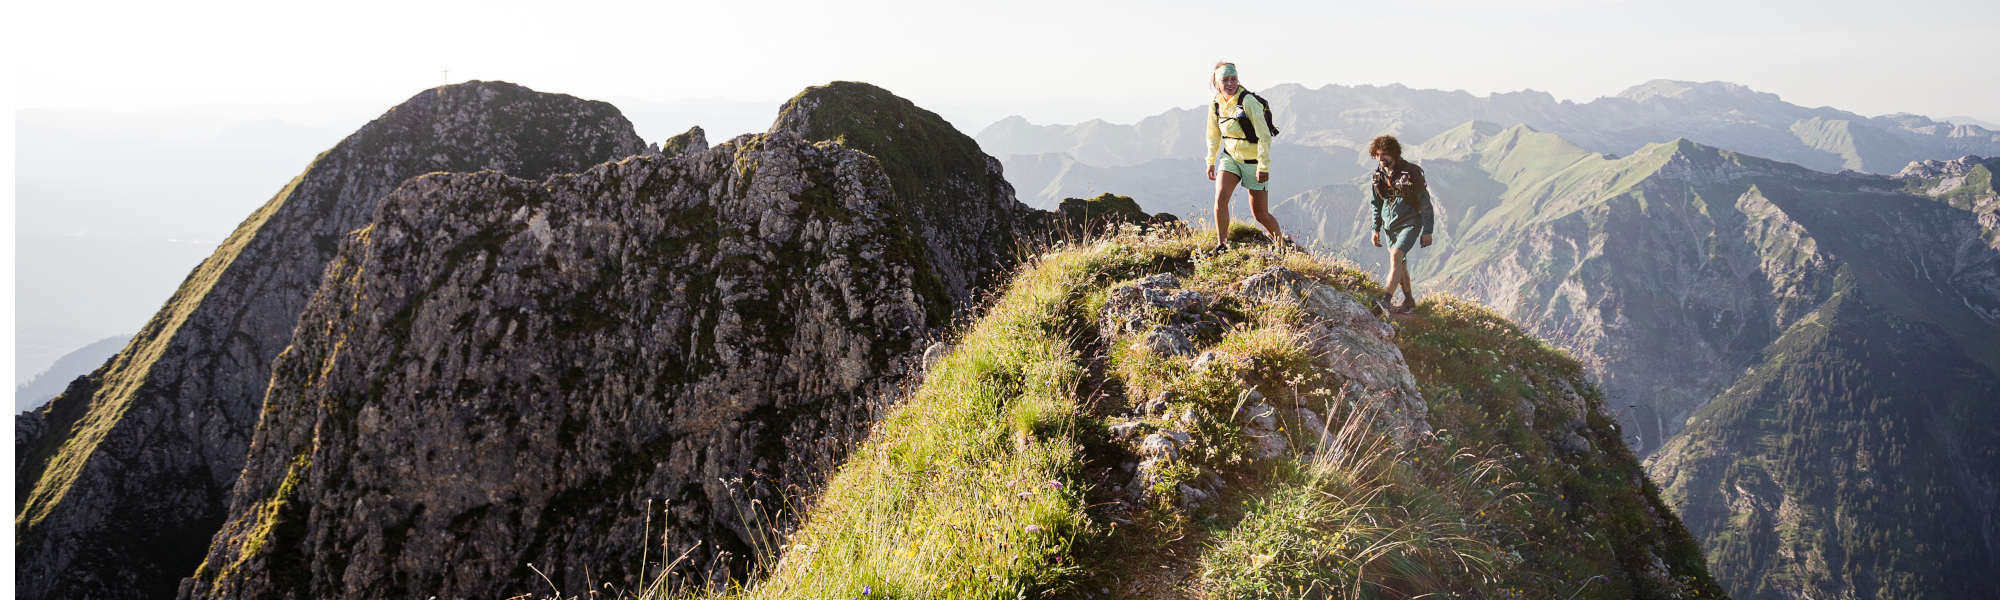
left=1025, top=524, right=1042, bottom=533
left=1047, top=480, right=1064, bottom=489
left=863, top=585, right=873, bottom=595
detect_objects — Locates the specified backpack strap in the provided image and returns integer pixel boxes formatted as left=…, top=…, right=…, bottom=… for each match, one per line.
left=1220, top=90, right=1260, bottom=144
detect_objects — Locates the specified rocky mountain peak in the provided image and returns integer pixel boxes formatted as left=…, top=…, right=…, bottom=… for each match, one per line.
left=770, top=81, right=1033, bottom=310
left=1897, top=154, right=1990, bottom=179
left=15, top=80, right=646, bottom=600
left=183, top=127, right=946, bottom=599
left=1616, top=79, right=1779, bottom=105
left=662, top=125, right=709, bottom=156
left=169, top=81, right=1174, bottom=600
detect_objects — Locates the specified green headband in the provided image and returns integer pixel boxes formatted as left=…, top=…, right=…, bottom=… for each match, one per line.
left=1216, top=63, right=1238, bottom=79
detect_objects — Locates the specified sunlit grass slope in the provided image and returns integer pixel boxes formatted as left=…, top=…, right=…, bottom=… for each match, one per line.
left=672, top=225, right=1720, bottom=599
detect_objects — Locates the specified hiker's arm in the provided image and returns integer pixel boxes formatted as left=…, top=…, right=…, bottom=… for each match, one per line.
left=1247, top=96, right=1273, bottom=172
left=1416, top=173, right=1435, bottom=246
left=1205, top=106, right=1221, bottom=168
left=1370, top=186, right=1385, bottom=233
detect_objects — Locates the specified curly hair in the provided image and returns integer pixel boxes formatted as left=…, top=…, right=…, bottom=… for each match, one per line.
left=1368, top=135, right=1402, bottom=160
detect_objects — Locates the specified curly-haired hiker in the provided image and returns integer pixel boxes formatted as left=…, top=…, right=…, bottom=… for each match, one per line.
left=1367, top=135, right=1434, bottom=314
left=1204, top=61, right=1287, bottom=252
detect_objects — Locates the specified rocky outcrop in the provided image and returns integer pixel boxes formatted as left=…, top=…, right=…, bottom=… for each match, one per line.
left=13, top=81, right=647, bottom=600
left=1053, top=193, right=1180, bottom=238
left=771, top=82, right=1037, bottom=311
left=182, top=130, right=943, bottom=599
left=1099, top=268, right=1435, bottom=510
left=1235, top=267, right=1433, bottom=441
left=662, top=125, right=709, bottom=156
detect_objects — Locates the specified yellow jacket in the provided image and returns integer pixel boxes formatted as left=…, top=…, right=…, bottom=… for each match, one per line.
left=1205, top=91, right=1273, bottom=172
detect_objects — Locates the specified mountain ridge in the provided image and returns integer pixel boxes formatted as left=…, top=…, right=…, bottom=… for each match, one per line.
left=15, top=80, right=651, bottom=600
left=178, top=81, right=1172, bottom=599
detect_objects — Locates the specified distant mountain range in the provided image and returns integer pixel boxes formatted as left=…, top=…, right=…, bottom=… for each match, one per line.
left=977, top=79, right=2000, bottom=215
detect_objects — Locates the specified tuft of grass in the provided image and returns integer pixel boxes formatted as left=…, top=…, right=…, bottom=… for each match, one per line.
left=1198, top=404, right=1528, bottom=599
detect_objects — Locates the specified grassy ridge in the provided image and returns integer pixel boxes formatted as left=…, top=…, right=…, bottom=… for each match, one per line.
left=647, top=225, right=1720, bottom=599
left=727, top=236, right=1149, bottom=597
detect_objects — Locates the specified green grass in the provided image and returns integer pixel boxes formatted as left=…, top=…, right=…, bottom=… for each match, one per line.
left=1198, top=406, right=1524, bottom=599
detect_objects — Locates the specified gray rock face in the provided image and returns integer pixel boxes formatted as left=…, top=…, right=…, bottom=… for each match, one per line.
left=769, top=82, right=1037, bottom=311
left=183, top=131, right=939, bottom=599
left=14, top=80, right=646, bottom=600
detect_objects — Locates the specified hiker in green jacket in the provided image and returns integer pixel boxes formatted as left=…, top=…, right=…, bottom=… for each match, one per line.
left=1368, top=135, right=1434, bottom=313
left=1204, top=61, right=1286, bottom=252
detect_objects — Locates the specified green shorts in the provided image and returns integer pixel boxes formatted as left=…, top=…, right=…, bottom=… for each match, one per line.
left=1384, top=227, right=1422, bottom=252
left=1217, top=153, right=1267, bottom=191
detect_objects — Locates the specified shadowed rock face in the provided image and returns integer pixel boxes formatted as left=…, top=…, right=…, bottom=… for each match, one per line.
left=183, top=131, right=937, bottom=599
left=14, top=80, right=647, bottom=600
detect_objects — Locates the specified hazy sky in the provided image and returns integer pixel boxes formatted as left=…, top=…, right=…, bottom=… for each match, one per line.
left=6, top=0, right=1997, bottom=383
left=14, top=0, right=2000, bottom=133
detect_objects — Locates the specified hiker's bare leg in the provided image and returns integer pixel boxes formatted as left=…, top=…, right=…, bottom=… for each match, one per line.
left=1214, top=171, right=1239, bottom=245
left=1249, top=188, right=1283, bottom=242
left=1388, top=247, right=1410, bottom=303
left=1399, top=259, right=1416, bottom=305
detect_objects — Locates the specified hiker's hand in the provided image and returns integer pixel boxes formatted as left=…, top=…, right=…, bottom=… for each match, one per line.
left=1256, top=171, right=1268, bottom=183
left=1371, top=231, right=1382, bottom=247
left=1420, top=234, right=1433, bottom=248
left=1206, top=165, right=1217, bottom=181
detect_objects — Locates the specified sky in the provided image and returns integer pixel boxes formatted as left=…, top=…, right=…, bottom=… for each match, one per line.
left=6, top=0, right=1999, bottom=384
left=13, top=0, right=2000, bottom=136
